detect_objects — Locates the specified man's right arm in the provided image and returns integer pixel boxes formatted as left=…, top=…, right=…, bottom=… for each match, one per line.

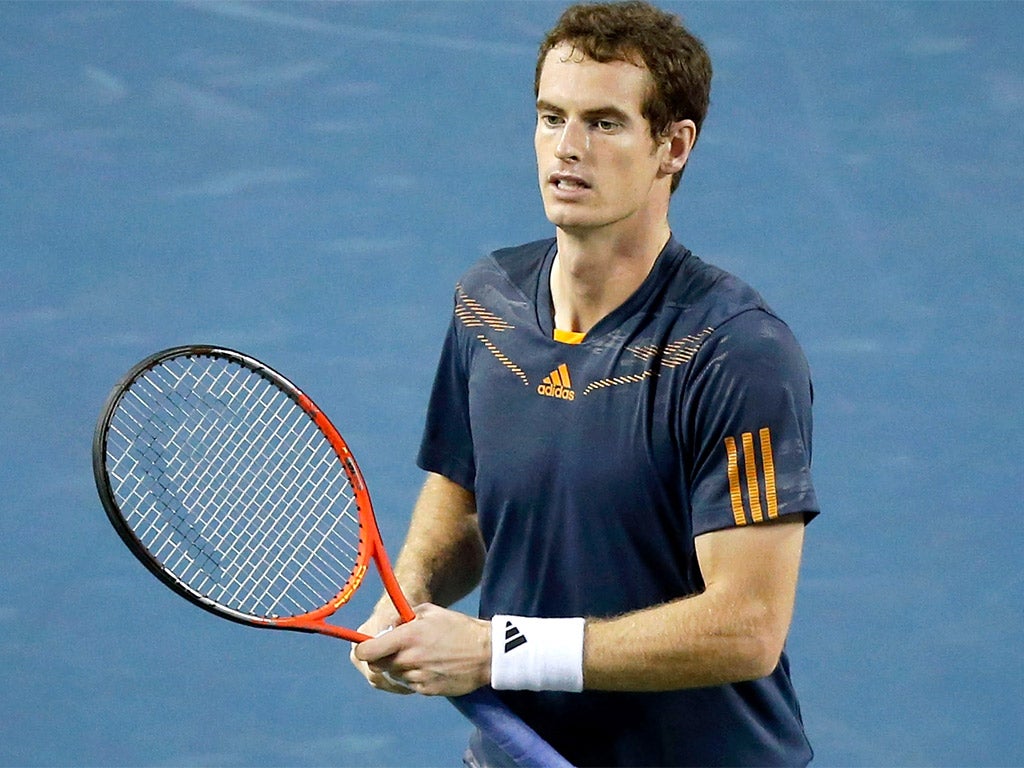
left=349, top=471, right=483, bottom=689
left=389, top=471, right=484, bottom=610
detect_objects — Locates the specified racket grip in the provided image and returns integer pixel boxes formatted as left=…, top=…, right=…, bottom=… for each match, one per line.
left=448, top=687, right=574, bottom=768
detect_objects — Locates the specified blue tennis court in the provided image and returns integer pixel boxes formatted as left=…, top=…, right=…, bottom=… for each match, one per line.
left=1, top=2, right=1021, bottom=765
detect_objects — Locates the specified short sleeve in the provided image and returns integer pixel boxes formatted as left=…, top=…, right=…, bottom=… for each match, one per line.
left=416, top=307, right=476, bottom=491
left=684, top=309, right=819, bottom=536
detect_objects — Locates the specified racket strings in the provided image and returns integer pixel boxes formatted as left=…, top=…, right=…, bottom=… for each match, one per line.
left=104, top=354, right=364, bottom=619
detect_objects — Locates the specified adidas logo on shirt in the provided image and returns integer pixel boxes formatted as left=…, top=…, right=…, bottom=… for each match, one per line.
left=503, top=620, right=527, bottom=653
left=537, top=363, right=576, bottom=401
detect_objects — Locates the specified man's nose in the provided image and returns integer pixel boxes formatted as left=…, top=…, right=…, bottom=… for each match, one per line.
left=555, top=119, right=588, bottom=161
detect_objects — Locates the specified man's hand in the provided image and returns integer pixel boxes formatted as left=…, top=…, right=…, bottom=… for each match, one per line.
left=351, top=603, right=491, bottom=697
left=349, top=603, right=411, bottom=694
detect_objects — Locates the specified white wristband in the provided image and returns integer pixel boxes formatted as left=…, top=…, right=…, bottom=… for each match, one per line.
left=490, top=615, right=585, bottom=692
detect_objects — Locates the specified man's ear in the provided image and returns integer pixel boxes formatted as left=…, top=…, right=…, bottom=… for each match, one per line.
left=659, top=119, right=697, bottom=177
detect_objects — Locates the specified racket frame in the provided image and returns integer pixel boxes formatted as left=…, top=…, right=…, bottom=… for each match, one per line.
left=93, top=344, right=415, bottom=644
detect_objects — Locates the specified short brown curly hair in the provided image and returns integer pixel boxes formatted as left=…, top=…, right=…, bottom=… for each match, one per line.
left=535, top=1, right=712, bottom=190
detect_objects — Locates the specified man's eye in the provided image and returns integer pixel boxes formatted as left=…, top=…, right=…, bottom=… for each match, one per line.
left=595, top=120, right=619, bottom=132
left=540, top=114, right=564, bottom=127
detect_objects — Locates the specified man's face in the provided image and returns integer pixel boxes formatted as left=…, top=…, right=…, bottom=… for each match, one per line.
left=535, top=44, right=669, bottom=236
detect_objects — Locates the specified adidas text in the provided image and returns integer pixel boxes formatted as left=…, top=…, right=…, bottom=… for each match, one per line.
left=537, top=383, right=575, bottom=400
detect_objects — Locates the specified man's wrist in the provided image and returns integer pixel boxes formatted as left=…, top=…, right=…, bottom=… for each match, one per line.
left=490, top=615, right=585, bottom=692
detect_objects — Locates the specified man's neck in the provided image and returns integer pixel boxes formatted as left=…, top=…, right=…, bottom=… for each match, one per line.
left=550, top=220, right=671, bottom=334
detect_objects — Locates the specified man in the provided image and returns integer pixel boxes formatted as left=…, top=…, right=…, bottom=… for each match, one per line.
left=352, top=2, right=819, bottom=765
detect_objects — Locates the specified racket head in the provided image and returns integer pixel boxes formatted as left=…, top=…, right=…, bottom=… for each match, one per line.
left=93, top=345, right=402, bottom=640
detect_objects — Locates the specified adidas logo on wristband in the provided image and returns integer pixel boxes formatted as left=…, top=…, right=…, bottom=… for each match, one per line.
left=491, top=615, right=585, bottom=692
left=504, top=620, right=528, bottom=652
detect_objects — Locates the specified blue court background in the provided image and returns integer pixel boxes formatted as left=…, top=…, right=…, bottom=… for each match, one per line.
left=1, top=2, right=1022, bottom=765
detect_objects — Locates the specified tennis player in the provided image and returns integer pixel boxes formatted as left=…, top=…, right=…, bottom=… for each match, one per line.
left=352, top=2, right=820, bottom=765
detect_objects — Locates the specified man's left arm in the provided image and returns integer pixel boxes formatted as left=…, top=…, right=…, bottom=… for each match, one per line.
left=582, top=514, right=806, bottom=691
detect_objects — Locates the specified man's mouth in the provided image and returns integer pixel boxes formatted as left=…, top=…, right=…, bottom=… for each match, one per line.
left=549, top=173, right=590, bottom=191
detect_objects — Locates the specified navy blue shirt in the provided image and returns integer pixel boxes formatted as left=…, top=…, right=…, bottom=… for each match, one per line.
left=418, top=238, right=818, bottom=767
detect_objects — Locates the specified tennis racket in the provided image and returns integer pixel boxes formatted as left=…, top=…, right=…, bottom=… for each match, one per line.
left=93, top=344, right=571, bottom=768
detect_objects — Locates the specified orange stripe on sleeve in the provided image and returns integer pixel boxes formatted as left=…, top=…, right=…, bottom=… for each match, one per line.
left=724, top=437, right=747, bottom=526
left=759, top=427, right=779, bottom=519
left=741, top=431, right=764, bottom=523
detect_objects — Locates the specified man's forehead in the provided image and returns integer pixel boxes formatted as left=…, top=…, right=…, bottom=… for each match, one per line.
left=538, top=43, right=652, bottom=108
